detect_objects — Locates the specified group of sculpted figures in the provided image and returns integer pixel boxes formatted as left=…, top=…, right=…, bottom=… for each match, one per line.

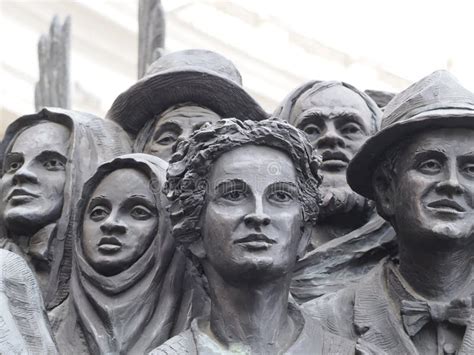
left=0, top=49, right=473, bottom=355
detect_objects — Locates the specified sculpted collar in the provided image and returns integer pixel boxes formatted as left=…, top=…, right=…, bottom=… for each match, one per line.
left=387, top=261, right=473, bottom=340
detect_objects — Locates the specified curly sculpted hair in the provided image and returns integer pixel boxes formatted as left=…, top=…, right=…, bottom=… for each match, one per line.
left=163, top=117, right=323, bottom=246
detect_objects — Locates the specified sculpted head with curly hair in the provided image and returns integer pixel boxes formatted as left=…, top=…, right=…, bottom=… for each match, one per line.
left=164, top=117, right=322, bottom=280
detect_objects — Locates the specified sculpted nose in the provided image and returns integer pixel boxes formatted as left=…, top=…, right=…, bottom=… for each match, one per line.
left=12, top=164, right=38, bottom=185
left=316, top=130, right=345, bottom=149
left=435, top=168, right=464, bottom=197
left=100, top=216, right=127, bottom=235
left=244, top=199, right=271, bottom=228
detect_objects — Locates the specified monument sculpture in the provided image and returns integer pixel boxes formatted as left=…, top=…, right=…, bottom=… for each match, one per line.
left=304, top=70, right=474, bottom=354
left=150, top=118, right=360, bottom=354
left=0, top=249, right=57, bottom=354
left=138, top=0, right=166, bottom=79
left=275, top=80, right=397, bottom=302
left=3, top=3, right=474, bottom=351
left=0, top=108, right=131, bottom=309
left=106, top=49, right=268, bottom=161
left=50, top=154, right=205, bottom=354
left=34, top=15, right=71, bottom=110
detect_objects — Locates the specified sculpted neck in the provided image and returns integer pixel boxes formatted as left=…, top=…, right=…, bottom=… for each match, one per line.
left=204, top=264, right=296, bottom=353
left=398, top=238, right=473, bottom=302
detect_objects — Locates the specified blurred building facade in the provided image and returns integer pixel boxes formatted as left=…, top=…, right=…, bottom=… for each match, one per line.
left=2, top=0, right=473, bottom=136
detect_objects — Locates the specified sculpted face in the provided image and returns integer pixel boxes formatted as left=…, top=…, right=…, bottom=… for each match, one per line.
left=143, top=105, right=221, bottom=161
left=292, top=86, right=373, bottom=217
left=1, top=122, right=70, bottom=236
left=198, top=145, right=307, bottom=283
left=82, top=169, right=158, bottom=276
left=386, top=128, right=474, bottom=244
left=293, top=86, right=372, bottom=174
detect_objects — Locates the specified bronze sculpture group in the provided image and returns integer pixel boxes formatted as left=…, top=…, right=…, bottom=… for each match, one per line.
left=1, top=43, right=473, bottom=355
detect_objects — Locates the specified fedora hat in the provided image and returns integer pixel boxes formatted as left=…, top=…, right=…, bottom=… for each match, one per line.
left=106, top=49, right=268, bottom=137
left=347, top=70, right=474, bottom=199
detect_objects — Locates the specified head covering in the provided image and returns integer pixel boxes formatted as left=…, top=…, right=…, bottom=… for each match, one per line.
left=106, top=49, right=268, bottom=137
left=69, top=154, right=187, bottom=354
left=0, top=107, right=131, bottom=308
left=347, top=70, right=474, bottom=199
left=274, top=80, right=382, bottom=133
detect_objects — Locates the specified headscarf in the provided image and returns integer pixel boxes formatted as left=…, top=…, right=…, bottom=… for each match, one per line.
left=0, top=107, right=131, bottom=309
left=68, top=154, right=187, bottom=354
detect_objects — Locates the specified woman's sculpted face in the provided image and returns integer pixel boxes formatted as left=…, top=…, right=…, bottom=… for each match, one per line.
left=1, top=122, right=70, bottom=236
left=82, top=168, right=158, bottom=276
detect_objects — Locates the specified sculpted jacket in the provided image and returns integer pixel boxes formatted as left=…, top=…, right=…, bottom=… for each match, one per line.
left=303, top=258, right=474, bottom=355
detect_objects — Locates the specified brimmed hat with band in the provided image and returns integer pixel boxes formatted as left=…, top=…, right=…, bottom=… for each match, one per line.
left=347, top=70, right=474, bottom=200
left=106, top=49, right=268, bottom=137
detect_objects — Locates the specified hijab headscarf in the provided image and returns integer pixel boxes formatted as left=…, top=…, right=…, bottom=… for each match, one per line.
left=64, top=154, right=187, bottom=354
left=0, top=107, right=132, bottom=309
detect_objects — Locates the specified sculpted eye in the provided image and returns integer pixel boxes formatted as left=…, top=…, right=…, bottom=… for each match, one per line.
left=130, top=206, right=153, bottom=220
left=222, top=190, right=247, bottom=202
left=418, top=159, right=442, bottom=174
left=340, top=123, right=362, bottom=135
left=155, top=132, right=178, bottom=146
left=90, top=206, right=109, bottom=221
left=302, top=124, right=321, bottom=136
left=269, top=191, right=293, bottom=203
left=6, top=161, right=22, bottom=173
left=462, top=163, right=474, bottom=177
left=43, top=159, right=65, bottom=171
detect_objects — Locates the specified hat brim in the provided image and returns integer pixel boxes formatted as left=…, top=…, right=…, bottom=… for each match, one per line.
left=106, top=68, right=269, bottom=136
left=347, top=109, right=474, bottom=200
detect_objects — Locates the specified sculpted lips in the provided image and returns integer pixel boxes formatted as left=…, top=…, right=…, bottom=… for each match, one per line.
left=234, top=233, right=276, bottom=251
left=6, top=188, right=39, bottom=204
left=320, top=150, right=350, bottom=170
left=427, top=199, right=466, bottom=214
left=98, top=236, right=122, bottom=253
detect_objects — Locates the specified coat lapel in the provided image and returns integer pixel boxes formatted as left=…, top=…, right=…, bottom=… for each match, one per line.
left=353, top=262, right=419, bottom=354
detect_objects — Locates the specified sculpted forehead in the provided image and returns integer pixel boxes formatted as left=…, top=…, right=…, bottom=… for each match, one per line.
left=91, top=168, right=152, bottom=199
left=157, top=105, right=221, bottom=128
left=293, top=86, right=372, bottom=124
left=209, top=145, right=297, bottom=184
left=11, top=122, right=70, bottom=155
left=400, top=128, right=474, bottom=159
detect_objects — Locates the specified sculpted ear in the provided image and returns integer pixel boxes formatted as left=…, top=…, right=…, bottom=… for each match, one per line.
left=188, top=237, right=206, bottom=259
left=373, top=172, right=396, bottom=220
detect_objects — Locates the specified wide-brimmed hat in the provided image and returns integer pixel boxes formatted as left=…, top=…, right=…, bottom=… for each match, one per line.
left=106, top=49, right=268, bottom=137
left=347, top=70, right=474, bottom=200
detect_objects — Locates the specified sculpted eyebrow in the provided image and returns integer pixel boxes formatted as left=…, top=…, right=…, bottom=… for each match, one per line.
left=267, top=182, right=298, bottom=193
left=414, top=147, right=447, bottom=155
left=153, top=122, right=181, bottom=140
left=297, top=113, right=325, bottom=127
left=5, top=152, right=22, bottom=160
left=36, top=150, right=67, bottom=160
left=215, top=179, right=246, bottom=192
left=412, top=150, right=447, bottom=165
left=87, top=195, right=109, bottom=210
